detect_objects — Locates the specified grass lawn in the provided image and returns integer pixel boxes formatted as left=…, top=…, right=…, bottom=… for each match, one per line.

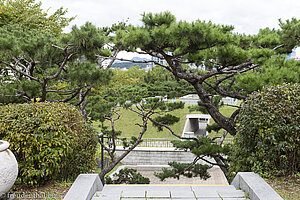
left=92, top=104, right=237, bottom=139
left=265, top=175, right=300, bottom=200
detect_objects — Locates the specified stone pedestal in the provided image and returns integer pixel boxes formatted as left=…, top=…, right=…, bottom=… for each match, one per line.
left=0, top=140, right=18, bottom=197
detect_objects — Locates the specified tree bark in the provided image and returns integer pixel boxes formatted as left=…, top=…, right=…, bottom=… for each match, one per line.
left=193, top=82, right=236, bottom=135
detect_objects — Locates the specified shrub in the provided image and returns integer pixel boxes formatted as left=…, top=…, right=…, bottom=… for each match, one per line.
left=230, top=83, right=300, bottom=177
left=0, top=102, right=98, bottom=186
left=105, top=168, right=150, bottom=184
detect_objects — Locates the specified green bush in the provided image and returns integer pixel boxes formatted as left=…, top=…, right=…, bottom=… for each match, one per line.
left=230, top=83, right=300, bottom=177
left=0, top=102, right=98, bottom=186
left=105, top=168, right=150, bottom=184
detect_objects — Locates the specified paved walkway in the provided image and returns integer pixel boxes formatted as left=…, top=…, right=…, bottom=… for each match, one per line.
left=92, top=185, right=249, bottom=199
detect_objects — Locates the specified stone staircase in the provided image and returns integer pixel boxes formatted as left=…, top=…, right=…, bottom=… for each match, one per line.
left=92, top=184, right=249, bottom=200
left=63, top=172, right=283, bottom=200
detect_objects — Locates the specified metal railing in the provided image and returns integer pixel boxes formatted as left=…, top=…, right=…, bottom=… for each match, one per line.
left=115, top=137, right=178, bottom=148
left=103, top=136, right=233, bottom=148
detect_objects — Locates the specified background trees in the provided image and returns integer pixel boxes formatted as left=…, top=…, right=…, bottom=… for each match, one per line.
left=0, top=0, right=74, bottom=35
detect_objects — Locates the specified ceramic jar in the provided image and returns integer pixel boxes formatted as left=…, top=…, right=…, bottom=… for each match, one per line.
left=0, top=140, right=18, bottom=196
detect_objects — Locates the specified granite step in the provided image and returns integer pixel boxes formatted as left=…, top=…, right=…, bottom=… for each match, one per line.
left=92, top=184, right=249, bottom=200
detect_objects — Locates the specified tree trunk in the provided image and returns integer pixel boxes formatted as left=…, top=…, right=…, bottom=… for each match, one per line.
left=193, top=82, right=236, bottom=136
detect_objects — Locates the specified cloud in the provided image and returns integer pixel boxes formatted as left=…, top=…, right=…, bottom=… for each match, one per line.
left=40, top=0, right=300, bottom=34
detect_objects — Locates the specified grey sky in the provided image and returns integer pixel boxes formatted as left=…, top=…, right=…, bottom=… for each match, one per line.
left=40, top=0, right=300, bottom=35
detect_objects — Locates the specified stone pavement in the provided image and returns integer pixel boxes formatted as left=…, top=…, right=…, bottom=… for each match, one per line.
left=92, top=184, right=249, bottom=199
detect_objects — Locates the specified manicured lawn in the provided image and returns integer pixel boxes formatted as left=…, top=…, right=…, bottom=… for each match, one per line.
left=92, top=104, right=237, bottom=139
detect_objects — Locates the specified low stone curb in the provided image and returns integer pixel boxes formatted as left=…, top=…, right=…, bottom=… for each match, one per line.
left=231, top=172, right=283, bottom=200
left=63, top=174, right=103, bottom=200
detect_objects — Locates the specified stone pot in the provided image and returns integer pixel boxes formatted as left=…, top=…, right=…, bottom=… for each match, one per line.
left=0, top=140, right=18, bottom=196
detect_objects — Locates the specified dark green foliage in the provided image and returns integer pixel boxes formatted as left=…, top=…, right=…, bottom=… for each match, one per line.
left=230, top=83, right=300, bottom=177
left=155, top=162, right=211, bottom=181
left=279, top=18, right=300, bottom=53
left=0, top=23, right=59, bottom=63
left=152, top=114, right=180, bottom=131
left=69, top=22, right=109, bottom=61
left=155, top=137, right=231, bottom=181
left=172, top=137, right=231, bottom=156
left=105, top=168, right=150, bottom=184
left=206, top=123, right=222, bottom=133
left=235, top=56, right=300, bottom=95
left=0, top=102, right=98, bottom=186
left=64, top=61, right=113, bottom=87
left=0, top=22, right=112, bottom=121
left=188, top=95, right=224, bottom=114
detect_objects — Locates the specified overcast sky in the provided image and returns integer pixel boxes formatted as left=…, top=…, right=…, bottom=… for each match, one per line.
left=40, top=0, right=300, bottom=34
left=39, top=0, right=300, bottom=58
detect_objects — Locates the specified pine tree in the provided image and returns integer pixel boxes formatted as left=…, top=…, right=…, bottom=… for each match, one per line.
left=0, top=22, right=113, bottom=119
left=103, top=12, right=300, bottom=179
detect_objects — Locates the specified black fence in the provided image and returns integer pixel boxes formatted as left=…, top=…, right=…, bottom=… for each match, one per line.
left=115, top=137, right=178, bottom=148
left=102, top=137, right=233, bottom=148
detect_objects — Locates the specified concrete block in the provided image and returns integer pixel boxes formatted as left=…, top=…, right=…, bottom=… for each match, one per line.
left=63, top=174, right=103, bottom=200
left=231, top=172, right=283, bottom=200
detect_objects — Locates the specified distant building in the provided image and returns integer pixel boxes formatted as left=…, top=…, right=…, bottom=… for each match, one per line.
left=99, top=59, right=113, bottom=69
left=150, top=56, right=168, bottom=67
left=221, top=97, right=238, bottom=106
left=182, top=114, right=211, bottom=138
left=179, top=94, right=238, bottom=106
left=179, top=94, right=199, bottom=105
left=286, top=47, right=300, bottom=60
left=144, top=65, right=153, bottom=72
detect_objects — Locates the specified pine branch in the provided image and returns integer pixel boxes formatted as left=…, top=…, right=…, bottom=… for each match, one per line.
left=148, top=117, right=201, bottom=147
left=0, top=59, right=43, bottom=84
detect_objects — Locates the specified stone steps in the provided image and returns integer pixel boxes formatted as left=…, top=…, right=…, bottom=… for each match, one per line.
left=92, top=184, right=249, bottom=200
left=115, top=147, right=215, bottom=165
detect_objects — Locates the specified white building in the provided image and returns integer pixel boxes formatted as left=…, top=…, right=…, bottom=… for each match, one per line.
left=179, top=94, right=199, bottom=105
left=182, top=114, right=211, bottom=138
left=179, top=94, right=238, bottom=106
left=287, top=47, right=300, bottom=60
left=150, top=56, right=168, bottom=67
left=221, top=97, right=239, bottom=106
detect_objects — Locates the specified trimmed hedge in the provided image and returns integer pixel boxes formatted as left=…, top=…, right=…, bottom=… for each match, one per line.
left=230, top=83, right=300, bottom=177
left=0, top=102, right=97, bottom=186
